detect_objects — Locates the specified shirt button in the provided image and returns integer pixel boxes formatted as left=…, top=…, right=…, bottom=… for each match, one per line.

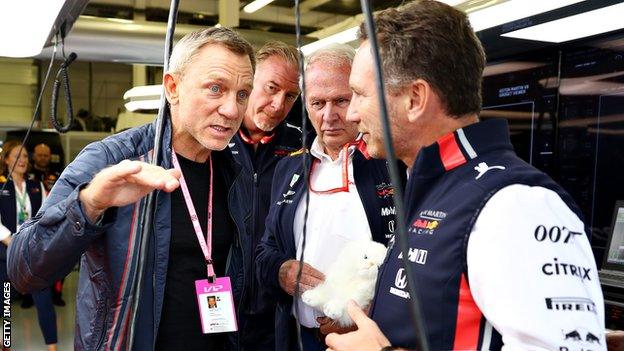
left=74, top=221, right=82, bottom=231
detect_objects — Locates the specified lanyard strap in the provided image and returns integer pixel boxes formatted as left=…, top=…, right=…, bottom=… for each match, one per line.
left=238, top=129, right=275, bottom=145
left=14, top=181, right=28, bottom=210
left=171, top=150, right=215, bottom=280
left=309, top=143, right=351, bottom=194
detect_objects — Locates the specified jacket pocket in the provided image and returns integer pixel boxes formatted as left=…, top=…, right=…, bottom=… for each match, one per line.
left=80, top=268, right=110, bottom=351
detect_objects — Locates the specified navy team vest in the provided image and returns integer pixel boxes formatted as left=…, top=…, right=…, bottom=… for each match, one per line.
left=370, top=119, right=586, bottom=350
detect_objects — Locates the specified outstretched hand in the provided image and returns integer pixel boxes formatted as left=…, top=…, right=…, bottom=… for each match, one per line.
left=326, top=300, right=392, bottom=351
left=80, top=159, right=181, bottom=222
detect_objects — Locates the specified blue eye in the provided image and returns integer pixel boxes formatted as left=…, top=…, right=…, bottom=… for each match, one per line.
left=210, top=85, right=221, bottom=93
left=237, top=91, right=249, bottom=101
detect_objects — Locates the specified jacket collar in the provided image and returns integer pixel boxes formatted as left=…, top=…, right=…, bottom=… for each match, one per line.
left=410, top=119, right=514, bottom=179
left=152, top=113, right=241, bottom=175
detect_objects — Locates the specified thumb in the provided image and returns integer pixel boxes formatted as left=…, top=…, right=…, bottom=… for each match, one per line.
left=346, top=300, right=369, bottom=327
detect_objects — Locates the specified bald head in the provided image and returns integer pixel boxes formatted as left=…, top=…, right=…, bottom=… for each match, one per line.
left=33, top=143, right=51, bottom=170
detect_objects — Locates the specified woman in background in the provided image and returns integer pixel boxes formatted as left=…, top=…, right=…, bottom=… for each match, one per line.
left=0, top=140, right=58, bottom=351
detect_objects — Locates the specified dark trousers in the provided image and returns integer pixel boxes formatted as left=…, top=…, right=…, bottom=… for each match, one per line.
left=32, top=288, right=58, bottom=344
left=1, top=260, right=58, bottom=345
left=241, top=311, right=276, bottom=350
left=299, top=326, right=325, bottom=351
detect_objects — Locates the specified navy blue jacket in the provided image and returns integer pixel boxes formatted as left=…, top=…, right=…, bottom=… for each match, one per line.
left=7, top=119, right=254, bottom=350
left=370, top=119, right=587, bottom=350
left=256, top=150, right=396, bottom=351
left=229, top=122, right=302, bottom=315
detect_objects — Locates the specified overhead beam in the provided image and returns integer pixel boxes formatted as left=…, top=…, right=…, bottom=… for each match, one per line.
left=219, top=0, right=239, bottom=27
left=297, top=0, right=333, bottom=14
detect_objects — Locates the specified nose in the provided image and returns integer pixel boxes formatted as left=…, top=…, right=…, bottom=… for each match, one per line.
left=322, top=102, right=339, bottom=123
left=219, top=94, right=241, bottom=120
left=346, top=101, right=359, bottom=123
left=269, top=93, right=286, bottom=115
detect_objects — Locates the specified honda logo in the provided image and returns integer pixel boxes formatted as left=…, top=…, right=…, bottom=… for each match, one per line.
left=394, top=268, right=408, bottom=289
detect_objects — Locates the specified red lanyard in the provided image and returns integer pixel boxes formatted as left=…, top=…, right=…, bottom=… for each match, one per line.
left=171, top=149, right=216, bottom=281
left=238, top=129, right=275, bottom=145
left=308, top=144, right=351, bottom=194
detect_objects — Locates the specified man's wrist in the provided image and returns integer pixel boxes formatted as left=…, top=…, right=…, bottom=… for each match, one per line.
left=79, top=187, right=106, bottom=223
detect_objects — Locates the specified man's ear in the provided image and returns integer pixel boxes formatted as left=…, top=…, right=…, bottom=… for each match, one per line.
left=406, top=79, right=431, bottom=123
left=163, top=72, right=179, bottom=105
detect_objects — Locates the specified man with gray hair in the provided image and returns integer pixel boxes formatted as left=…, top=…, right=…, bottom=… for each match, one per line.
left=256, top=44, right=396, bottom=351
left=9, top=27, right=258, bottom=350
left=228, top=40, right=302, bottom=350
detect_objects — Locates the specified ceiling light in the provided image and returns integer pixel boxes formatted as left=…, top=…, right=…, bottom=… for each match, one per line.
left=0, top=0, right=66, bottom=57
left=123, top=85, right=163, bottom=112
left=468, top=0, right=585, bottom=32
left=298, top=0, right=584, bottom=57
left=243, top=0, right=275, bottom=14
left=301, top=27, right=359, bottom=56
left=501, top=2, right=624, bottom=43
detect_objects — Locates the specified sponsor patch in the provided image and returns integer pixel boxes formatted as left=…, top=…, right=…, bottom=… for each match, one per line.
left=408, top=210, right=447, bottom=235
left=376, top=183, right=394, bottom=199
left=545, top=297, right=596, bottom=314
left=397, top=248, right=428, bottom=265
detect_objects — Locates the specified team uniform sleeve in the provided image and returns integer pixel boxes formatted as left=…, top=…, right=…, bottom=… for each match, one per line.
left=467, top=184, right=606, bottom=351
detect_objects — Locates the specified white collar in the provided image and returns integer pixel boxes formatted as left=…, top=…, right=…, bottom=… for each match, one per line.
left=310, top=137, right=355, bottom=164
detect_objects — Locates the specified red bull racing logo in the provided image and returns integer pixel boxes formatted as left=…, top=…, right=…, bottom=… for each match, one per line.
left=409, top=210, right=446, bottom=235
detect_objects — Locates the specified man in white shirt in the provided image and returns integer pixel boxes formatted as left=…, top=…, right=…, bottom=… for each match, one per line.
left=256, top=44, right=396, bottom=351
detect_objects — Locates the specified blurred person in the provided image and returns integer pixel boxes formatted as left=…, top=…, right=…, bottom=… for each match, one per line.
left=30, top=143, right=60, bottom=193
left=0, top=141, right=58, bottom=351
left=29, top=143, right=65, bottom=306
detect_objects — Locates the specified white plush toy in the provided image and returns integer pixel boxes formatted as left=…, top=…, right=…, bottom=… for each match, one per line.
left=301, top=240, right=387, bottom=327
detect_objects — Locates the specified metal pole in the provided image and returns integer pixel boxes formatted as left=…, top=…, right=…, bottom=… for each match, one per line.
left=126, top=0, right=179, bottom=348
left=359, top=0, right=430, bottom=350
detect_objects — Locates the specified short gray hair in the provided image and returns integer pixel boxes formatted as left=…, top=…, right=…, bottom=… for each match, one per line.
left=305, top=43, right=355, bottom=71
left=168, top=27, right=255, bottom=76
left=256, top=40, right=299, bottom=69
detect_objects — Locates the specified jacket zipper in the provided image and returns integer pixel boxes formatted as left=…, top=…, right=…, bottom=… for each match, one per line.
left=227, top=169, right=245, bottom=350
left=249, top=172, right=259, bottom=315
left=94, top=304, right=109, bottom=350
